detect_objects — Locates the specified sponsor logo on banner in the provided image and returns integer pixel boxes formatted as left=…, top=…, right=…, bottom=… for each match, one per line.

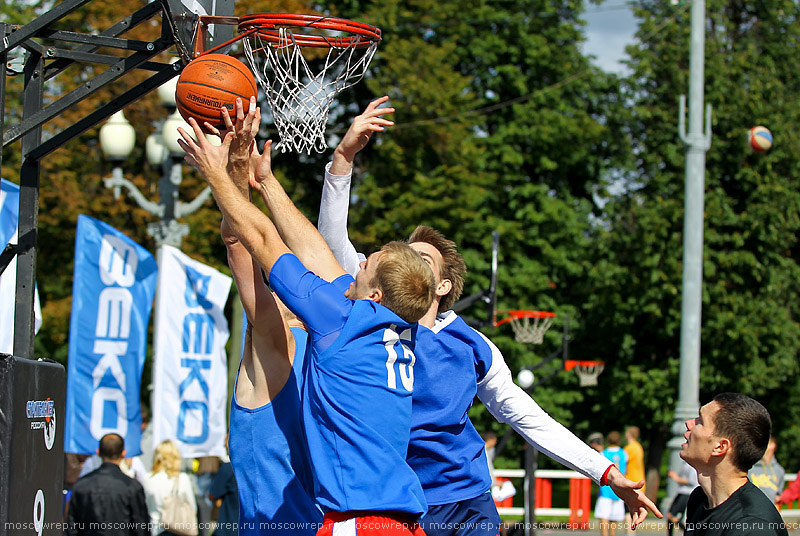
left=153, top=245, right=231, bottom=458
left=65, top=215, right=157, bottom=455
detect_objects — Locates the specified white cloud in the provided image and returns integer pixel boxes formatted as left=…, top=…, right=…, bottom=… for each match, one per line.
left=582, top=2, right=637, bottom=74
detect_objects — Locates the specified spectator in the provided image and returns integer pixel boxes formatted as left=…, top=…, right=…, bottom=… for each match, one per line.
left=208, top=436, right=238, bottom=536
left=595, top=432, right=628, bottom=536
left=143, top=440, right=197, bottom=535
left=66, top=433, right=149, bottom=536
left=588, top=432, right=604, bottom=453
left=665, top=457, right=699, bottom=536
left=748, top=436, right=785, bottom=504
left=623, top=426, right=646, bottom=534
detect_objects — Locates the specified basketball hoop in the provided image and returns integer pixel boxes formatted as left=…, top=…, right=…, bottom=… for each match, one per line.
left=236, top=14, right=381, bottom=154
left=495, top=310, right=555, bottom=345
left=564, top=360, right=605, bottom=387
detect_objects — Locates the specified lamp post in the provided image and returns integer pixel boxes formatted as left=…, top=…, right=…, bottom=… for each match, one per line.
left=98, top=92, right=213, bottom=248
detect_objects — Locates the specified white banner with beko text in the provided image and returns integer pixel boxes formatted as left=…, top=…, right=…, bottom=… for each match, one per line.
left=152, top=244, right=231, bottom=458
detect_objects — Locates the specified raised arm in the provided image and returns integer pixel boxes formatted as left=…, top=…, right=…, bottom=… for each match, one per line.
left=177, top=117, right=289, bottom=277
left=474, top=333, right=662, bottom=527
left=318, top=96, right=394, bottom=275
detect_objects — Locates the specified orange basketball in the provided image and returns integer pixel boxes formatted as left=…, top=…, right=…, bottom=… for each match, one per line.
left=175, top=54, right=258, bottom=129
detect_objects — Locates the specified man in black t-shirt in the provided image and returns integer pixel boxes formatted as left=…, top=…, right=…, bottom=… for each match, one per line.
left=681, top=393, right=788, bottom=536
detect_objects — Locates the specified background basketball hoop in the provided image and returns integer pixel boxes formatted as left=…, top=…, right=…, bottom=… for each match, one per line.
left=564, top=360, right=605, bottom=387
left=495, top=310, right=556, bottom=345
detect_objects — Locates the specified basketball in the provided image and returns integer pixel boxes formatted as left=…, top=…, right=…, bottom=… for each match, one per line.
left=747, top=125, right=773, bottom=153
left=175, top=54, right=258, bottom=129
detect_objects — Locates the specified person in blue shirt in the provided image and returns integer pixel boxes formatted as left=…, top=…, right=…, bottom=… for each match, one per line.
left=218, top=145, right=322, bottom=536
left=595, top=431, right=628, bottom=536
left=177, top=98, right=436, bottom=536
left=317, top=96, right=663, bottom=536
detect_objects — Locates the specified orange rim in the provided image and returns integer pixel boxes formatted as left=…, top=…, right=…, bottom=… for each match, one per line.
left=494, top=310, right=555, bottom=327
left=238, top=13, right=381, bottom=48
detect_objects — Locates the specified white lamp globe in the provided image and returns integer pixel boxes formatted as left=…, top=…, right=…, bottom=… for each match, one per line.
left=99, top=111, right=136, bottom=161
left=157, top=58, right=180, bottom=108
left=162, top=109, right=192, bottom=155
left=517, top=369, right=535, bottom=389
left=145, top=130, right=167, bottom=167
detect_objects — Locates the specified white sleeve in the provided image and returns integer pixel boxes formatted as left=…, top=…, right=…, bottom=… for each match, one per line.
left=475, top=333, right=611, bottom=484
left=318, top=162, right=364, bottom=277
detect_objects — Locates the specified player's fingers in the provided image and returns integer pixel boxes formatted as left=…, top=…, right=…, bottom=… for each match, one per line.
left=176, top=126, right=197, bottom=148
left=221, top=106, right=235, bottom=131
left=368, top=106, right=395, bottom=118
left=235, top=97, right=246, bottom=123
left=185, top=118, right=206, bottom=144
left=204, top=123, right=222, bottom=137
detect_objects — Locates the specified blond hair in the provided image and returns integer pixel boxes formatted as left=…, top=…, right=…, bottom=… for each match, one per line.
left=370, top=241, right=436, bottom=323
left=151, top=439, right=183, bottom=478
left=407, top=226, right=466, bottom=312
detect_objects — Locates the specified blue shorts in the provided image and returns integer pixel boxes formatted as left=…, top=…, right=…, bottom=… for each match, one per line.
left=419, top=492, right=501, bottom=536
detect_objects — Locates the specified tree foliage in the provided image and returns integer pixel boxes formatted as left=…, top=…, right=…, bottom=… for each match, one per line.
left=6, top=0, right=800, bottom=480
left=575, top=0, right=800, bottom=476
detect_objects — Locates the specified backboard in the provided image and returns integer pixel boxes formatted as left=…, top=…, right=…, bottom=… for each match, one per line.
left=161, top=0, right=236, bottom=60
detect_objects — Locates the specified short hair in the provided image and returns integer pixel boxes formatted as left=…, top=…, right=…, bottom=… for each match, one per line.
left=407, top=226, right=466, bottom=312
left=98, top=433, right=125, bottom=460
left=607, top=431, right=621, bottom=446
left=371, top=241, right=436, bottom=323
left=152, top=439, right=183, bottom=477
left=626, top=426, right=640, bottom=440
left=712, top=393, right=771, bottom=472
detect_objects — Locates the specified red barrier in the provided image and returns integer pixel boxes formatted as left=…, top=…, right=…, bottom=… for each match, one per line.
left=568, top=478, right=591, bottom=529
left=535, top=477, right=552, bottom=508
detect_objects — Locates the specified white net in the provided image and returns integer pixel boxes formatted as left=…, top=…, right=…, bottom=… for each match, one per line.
left=509, top=314, right=554, bottom=345
left=575, top=363, right=604, bottom=387
left=243, top=28, right=378, bottom=154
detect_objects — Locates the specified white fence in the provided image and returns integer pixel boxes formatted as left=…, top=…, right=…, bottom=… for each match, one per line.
left=494, top=468, right=800, bottom=521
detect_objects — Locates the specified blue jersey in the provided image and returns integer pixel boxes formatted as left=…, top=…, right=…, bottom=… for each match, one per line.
left=229, top=327, right=322, bottom=535
left=269, top=254, right=427, bottom=516
left=407, top=312, right=494, bottom=505
left=598, top=447, right=628, bottom=500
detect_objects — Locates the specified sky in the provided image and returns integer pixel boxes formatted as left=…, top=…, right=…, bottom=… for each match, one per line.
left=581, top=1, right=638, bottom=73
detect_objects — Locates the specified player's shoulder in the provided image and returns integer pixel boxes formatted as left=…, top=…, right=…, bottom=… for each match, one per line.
left=433, top=311, right=496, bottom=346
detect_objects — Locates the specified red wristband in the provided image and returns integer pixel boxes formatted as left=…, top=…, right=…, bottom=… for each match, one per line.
left=600, top=465, right=613, bottom=486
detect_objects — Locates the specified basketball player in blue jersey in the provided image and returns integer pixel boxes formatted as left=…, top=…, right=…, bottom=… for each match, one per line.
left=317, top=96, right=663, bottom=536
left=219, top=129, right=323, bottom=535
left=177, top=99, right=435, bottom=536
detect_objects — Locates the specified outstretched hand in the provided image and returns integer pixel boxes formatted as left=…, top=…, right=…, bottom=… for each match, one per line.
left=201, top=97, right=262, bottom=184
left=606, top=467, right=663, bottom=529
left=176, top=118, right=234, bottom=180
left=334, top=95, right=395, bottom=163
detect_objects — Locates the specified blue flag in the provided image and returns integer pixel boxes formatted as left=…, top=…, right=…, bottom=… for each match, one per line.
left=65, top=215, right=158, bottom=455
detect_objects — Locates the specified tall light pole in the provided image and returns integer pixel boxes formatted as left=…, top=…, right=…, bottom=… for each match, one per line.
left=669, top=0, right=712, bottom=501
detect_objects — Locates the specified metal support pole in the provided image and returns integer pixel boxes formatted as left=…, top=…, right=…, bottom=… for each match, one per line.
left=669, top=0, right=712, bottom=502
left=524, top=445, right=537, bottom=535
left=13, top=49, right=44, bottom=359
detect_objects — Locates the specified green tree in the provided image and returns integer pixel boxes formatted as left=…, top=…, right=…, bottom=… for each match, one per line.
left=577, top=0, right=800, bottom=489
left=330, top=0, right=632, bottom=467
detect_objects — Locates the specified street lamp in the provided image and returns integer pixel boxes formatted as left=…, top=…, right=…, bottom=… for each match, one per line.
left=98, top=89, right=213, bottom=248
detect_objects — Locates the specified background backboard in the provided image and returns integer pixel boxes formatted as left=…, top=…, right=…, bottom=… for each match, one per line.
left=162, top=0, right=236, bottom=59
